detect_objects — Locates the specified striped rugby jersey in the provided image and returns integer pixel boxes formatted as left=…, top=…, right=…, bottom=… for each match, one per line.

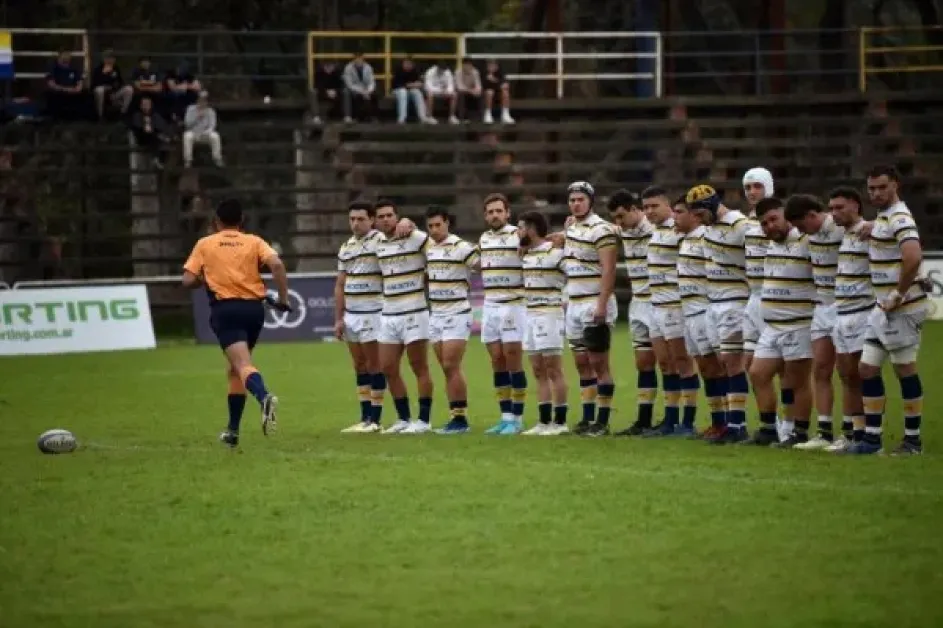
left=564, top=212, right=620, bottom=303
left=337, top=229, right=383, bottom=314
left=704, top=209, right=750, bottom=304
left=621, top=218, right=654, bottom=303
left=869, top=201, right=927, bottom=311
left=835, top=219, right=875, bottom=315
left=426, top=233, right=480, bottom=315
left=376, top=229, right=432, bottom=316
left=647, top=217, right=683, bottom=308
left=808, top=213, right=844, bottom=306
left=522, top=241, right=567, bottom=311
left=762, top=227, right=815, bottom=330
left=744, top=216, right=768, bottom=296
left=479, top=224, right=523, bottom=304
left=677, top=225, right=710, bottom=318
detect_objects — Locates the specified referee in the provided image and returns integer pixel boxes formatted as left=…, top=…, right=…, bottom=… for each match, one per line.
left=183, top=199, right=290, bottom=447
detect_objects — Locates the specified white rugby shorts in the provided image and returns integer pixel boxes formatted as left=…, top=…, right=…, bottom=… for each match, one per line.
left=754, top=325, right=813, bottom=361
left=628, top=299, right=654, bottom=349
left=865, top=301, right=928, bottom=352
left=707, top=301, right=746, bottom=352
left=684, top=311, right=714, bottom=357
left=524, top=311, right=565, bottom=354
left=832, top=310, right=870, bottom=355
left=480, top=302, right=526, bottom=344
left=565, top=296, right=617, bottom=349
left=650, top=305, right=685, bottom=341
left=812, top=303, right=837, bottom=342
left=742, top=294, right=764, bottom=353
left=342, top=311, right=380, bottom=343
left=379, top=310, right=430, bottom=345
left=429, top=311, right=473, bottom=343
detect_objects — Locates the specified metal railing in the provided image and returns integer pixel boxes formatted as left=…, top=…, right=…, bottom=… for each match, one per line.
left=859, top=25, right=943, bottom=92
left=459, top=31, right=662, bottom=98
left=4, top=28, right=90, bottom=81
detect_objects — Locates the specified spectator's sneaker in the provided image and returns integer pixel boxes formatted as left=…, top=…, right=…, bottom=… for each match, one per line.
left=483, top=111, right=494, bottom=124
left=501, top=111, right=515, bottom=124
left=152, top=158, right=164, bottom=171
left=824, top=436, right=852, bottom=453
left=842, top=440, right=882, bottom=455
left=218, top=430, right=239, bottom=448
left=343, top=116, right=353, bottom=124
left=614, top=421, right=650, bottom=436
left=312, top=115, right=322, bottom=125
left=585, top=422, right=610, bottom=437
left=184, top=160, right=192, bottom=169
left=213, top=157, right=224, bottom=168
left=739, top=430, right=779, bottom=446
left=423, top=116, right=438, bottom=125
left=793, top=435, right=832, bottom=451
left=448, top=115, right=460, bottom=125
left=771, top=432, right=807, bottom=449
left=888, top=439, right=922, bottom=456
left=435, top=419, right=470, bottom=435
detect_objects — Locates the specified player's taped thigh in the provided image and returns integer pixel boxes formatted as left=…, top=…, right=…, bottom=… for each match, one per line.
left=860, top=341, right=887, bottom=367
left=889, top=343, right=919, bottom=365
left=584, top=323, right=611, bottom=353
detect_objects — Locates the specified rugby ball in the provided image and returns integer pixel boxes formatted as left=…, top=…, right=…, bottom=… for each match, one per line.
left=37, top=429, right=78, bottom=455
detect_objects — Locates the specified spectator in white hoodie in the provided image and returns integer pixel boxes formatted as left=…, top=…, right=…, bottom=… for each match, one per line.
left=424, top=60, right=459, bottom=125
left=183, top=91, right=223, bottom=168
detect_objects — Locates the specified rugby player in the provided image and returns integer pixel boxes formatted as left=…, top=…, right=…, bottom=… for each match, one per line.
left=374, top=200, right=435, bottom=434
left=182, top=199, right=285, bottom=448
left=826, top=187, right=872, bottom=451
left=853, top=165, right=928, bottom=455
left=785, top=194, right=844, bottom=450
left=687, top=184, right=751, bottom=443
left=749, top=196, right=815, bottom=447
left=479, top=193, right=528, bottom=434
left=518, top=211, right=570, bottom=435
left=424, top=206, right=480, bottom=434
left=673, top=196, right=727, bottom=435
left=563, top=181, right=620, bottom=436
left=335, top=201, right=386, bottom=433
left=607, top=190, right=659, bottom=435
left=642, top=189, right=697, bottom=437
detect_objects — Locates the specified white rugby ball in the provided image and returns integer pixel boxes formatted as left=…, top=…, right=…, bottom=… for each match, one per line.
left=37, top=429, right=78, bottom=455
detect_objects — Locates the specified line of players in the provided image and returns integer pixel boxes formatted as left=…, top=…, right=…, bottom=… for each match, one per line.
left=334, top=167, right=927, bottom=454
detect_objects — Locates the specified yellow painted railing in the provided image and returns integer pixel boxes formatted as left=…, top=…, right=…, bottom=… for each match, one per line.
left=859, top=25, right=943, bottom=91
left=307, top=31, right=461, bottom=93
left=5, top=28, right=90, bottom=81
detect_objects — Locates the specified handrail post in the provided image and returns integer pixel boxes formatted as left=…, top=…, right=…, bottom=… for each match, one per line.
left=307, top=32, right=315, bottom=92
left=858, top=27, right=867, bottom=92
left=457, top=33, right=466, bottom=70
left=384, top=33, right=392, bottom=94
left=555, top=33, right=564, bottom=99
left=655, top=32, right=663, bottom=97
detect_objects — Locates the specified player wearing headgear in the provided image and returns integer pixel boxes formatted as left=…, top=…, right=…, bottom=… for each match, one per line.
left=749, top=196, right=815, bottom=447
left=424, top=206, right=480, bottom=434
left=563, top=181, right=620, bottom=436
left=640, top=188, right=697, bottom=437
left=607, top=190, right=659, bottom=435
left=518, top=210, right=570, bottom=435
left=182, top=199, right=286, bottom=448
left=479, top=193, right=529, bottom=435
left=853, top=165, right=928, bottom=455
left=335, top=201, right=386, bottom=433
left=687, top=184, right=751, bottom=443
left=786, top=194, right=844, bottom=451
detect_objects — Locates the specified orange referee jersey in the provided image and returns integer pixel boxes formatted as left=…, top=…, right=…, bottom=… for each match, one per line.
left=184, top=229, right=278, bottom=301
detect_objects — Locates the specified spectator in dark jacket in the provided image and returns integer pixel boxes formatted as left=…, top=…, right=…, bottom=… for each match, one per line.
left=128, top=96, right=171, bottom=169
left=165, top=61, right=202, bottom=122
left=45, top=49, right=85, bottom=121
left=131, top=57, right=163, bottom=114
left=309, top=61, right=344, bottom=124
left=91, top=49, right=133, bottom=119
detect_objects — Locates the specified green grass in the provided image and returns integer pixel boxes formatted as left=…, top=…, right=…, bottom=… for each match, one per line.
left=2, top=327, right=943, bottom=628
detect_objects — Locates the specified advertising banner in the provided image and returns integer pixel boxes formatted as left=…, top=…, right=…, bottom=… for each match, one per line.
left=191, top=273, right=486, bottom=344
left=0, top=285, right=157, bottom=356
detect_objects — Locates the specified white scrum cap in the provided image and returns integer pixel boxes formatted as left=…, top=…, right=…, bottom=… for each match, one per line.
left=742, top=167, right=775, bottom=198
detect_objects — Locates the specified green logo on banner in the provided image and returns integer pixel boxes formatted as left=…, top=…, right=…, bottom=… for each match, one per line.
left=1, top=299, right=141, bottom=326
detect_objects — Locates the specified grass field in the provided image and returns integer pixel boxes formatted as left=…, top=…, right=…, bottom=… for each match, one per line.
left=2, top=326, right=943, bottom=628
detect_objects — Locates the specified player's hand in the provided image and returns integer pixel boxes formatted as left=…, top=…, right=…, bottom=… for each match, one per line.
left=334, top=320, right=345, bottom=340
left=548, top=232, right=566, bottom=248
left=858, top=221, right=874, bottom=240
left=395, top=217, right=416, bottom=238
left=265, top=296, right=293, bottom=313
left=564, top=215, right=576, bottom=229
left=879, top=289, right=903, bottom=313
left=916, top=277, right=933, bottom=293
left=592, top=302, right=607, bottom=324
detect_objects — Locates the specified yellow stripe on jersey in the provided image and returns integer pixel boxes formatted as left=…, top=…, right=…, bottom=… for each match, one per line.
left=762, top=228, right=815, bottom=329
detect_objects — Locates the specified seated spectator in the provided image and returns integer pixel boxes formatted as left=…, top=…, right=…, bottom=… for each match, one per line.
left=342, top=52, right=377, bottom=123
left=455, top=57, right=482, bottom=122
left=91, top=49, right=132, bottom=120
left=128, top=96, right=171, bottom=169
left=131, top=56, right=163, bottom=113
left=424, top=60, right=459, bottom=125
left=309, top=60, right=344, bottom=124
left=483, top=59, right=515, bottom=124
left=391, top=57, right=430, bottom=124
left=165, top=61, right=202, bottom=122
left=45, top=49, right=85, bottom=121
left=183, top=91, right=223, bottom=168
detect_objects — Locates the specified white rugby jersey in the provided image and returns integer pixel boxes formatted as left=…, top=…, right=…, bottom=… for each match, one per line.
left=704, top=209, right=750, bottom=304
left=426, top=234, right=480, bottom=315
left=744, top=217, right=768, bottom=296
left=869, top=200, right=927, bottom=311
left=522, top=241, right=567, bottom=312
left=808, top=213, right=844, bottom=306
left=337, top=229, right=383, bottom=314
left=621, top=218, right=654, bottom=303
left=564, top=212, right=620, bottom=303
left=479, top=224, right=523, bottom=304
left=762, top=227, right=815, bottom=330
left=677, top=225, right=710, bottom=318
left=647, top=217, right=683, bottom=308
left=835, top=220, right=875, bottom=315
left=375, top=229, right=432, bottom=316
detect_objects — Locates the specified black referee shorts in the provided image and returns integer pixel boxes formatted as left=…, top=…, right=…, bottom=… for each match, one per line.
left=209, top=299, right=265, bottom=351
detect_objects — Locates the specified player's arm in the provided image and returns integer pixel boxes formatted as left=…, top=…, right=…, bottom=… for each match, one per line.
left=181, top=241, right=204, bottom=289
left=595, top=230, right=619, bottom=318
left=259, top=242, right=289, bottom=305
left=897, top=240, right=922, bottom=295
left=464, top=243, right=481, bottom=271
left=334, top=269, right=347, bottom=339
left=394, top=216, right=417, bottom=238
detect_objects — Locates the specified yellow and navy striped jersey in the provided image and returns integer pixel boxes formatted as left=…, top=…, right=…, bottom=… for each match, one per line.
left=337, top=229, right=383, bottom=314
left=426, top=234, right=480, bottom=315
left=704, top=209, right=750, bottom=303
left=744, top=217, right=769, bottom=296
left=564, top=212, right=620, bottom=303
left=522, top=241, right=567, bottom=311
left=647, top=217, right=683, bottom=308
left=869, top=201, right=926, bottom=310
left=677, top=225, right=710, bottom=318
left=479, top=224, right=523, bottom=304
left=762, top=227, right=815, bottom=330
left=835, top=220, right=875, bottom=315
left=808, top=213, right=844, bottom=306
left=376, top=229, right=432, bottom=315
left=621, top=218, right=654, bottom=302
